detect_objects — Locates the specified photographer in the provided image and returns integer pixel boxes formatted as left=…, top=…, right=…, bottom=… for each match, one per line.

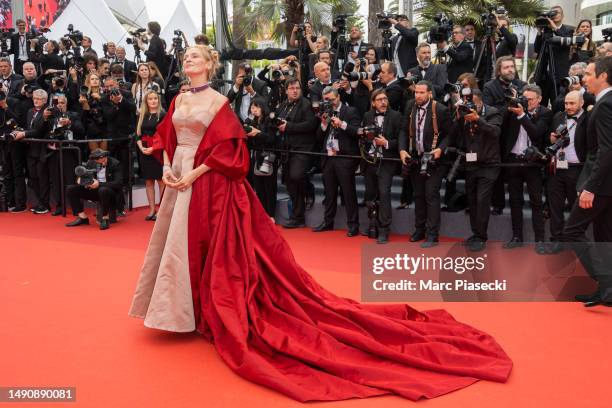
left=113, top=46, right=137, bottom=84
left=332, top=26, right=372, bottom=68
left=388, top=15, right=419, bottom=78
left=502, top=84, right=551, bottom=253
left=551, top=62, right=595, bottom=113
left=406, top=43, right=448, bottom=102
left=9, top=19, right=35, bottom=76
left=244, top=98, right=278, bottom=217
left=483, top=56, right=526, bottom=112
left=463, top=22, right=480, bottom=62
left=9, top=62, right=39, bottom=129
left=438, top=25, right=474, bottom=83
left=0, top=57, right=23, bottom=96
left=570, top=20, right=597, bottom=64
left=307, top=37, right=332, bottom=75
left=360, top=89, right=401, bottom=244
left=136, top=22, right=167, bottom=77
left=29, top=39, right=65, bottom=72
left=275, top=78, right=318, bottom=229
left=13, top=89, right=51, bottom=214
left=0, top=92, right=26, bottom=213
left=547, top=90, right=588, bottom=252
left=377, top=62, right=406, bottom=112
left=312, top=86, right=361, bottom=236
left=495, top=15, right=518, bottom=59
left=533, top=5, right=575, bottom=106
left=310, top=61, right=350, bottom=107
left=79, top=73, right=107, bottom=152
left=227, top=63, right=269, bottom=122
left=43, top=94, right=85, bottom=216
left=399, top=80, right=451, bottom=248
left=257, top=63, right=289, bottom=110
left=452, top=88, right=503, bottom=251
left=104, top=42, right=117, bottom=62
left=65, top=149, right=122, bottom=230
left=289, top=22, right=317, bottom=81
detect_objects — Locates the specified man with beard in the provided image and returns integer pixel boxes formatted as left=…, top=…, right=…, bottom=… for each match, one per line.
left=406, top=43, right=448, bottom=102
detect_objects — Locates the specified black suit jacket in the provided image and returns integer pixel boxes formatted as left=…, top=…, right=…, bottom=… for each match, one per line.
left=317, top=104, right=361, bottom=156
left=362, top=109, right=402, bottom=159
left=496, top=27, right=518, bottom=58
left=549, top=110, right=588, bottom=162
left=501, top=106, right=552, bottom=159
left=577, top=91, right=612, bottom=196
left=227, top=78, right=270, bottom=118
left=24, top=108, right=50, bottom=159
left=379, top=80, right=406, bottom=112
left=407, top=64, right=448, bottom=101
left=446, top=41, right=474, bottom=83
left=29, top=52, right=65, bottom=72
left=390, top=25, right=419, bottom=75
left=114, top=59, right=138, bottom=84
left=86, top=157, right=123, bottom=192
left=9, top=33, right=39, bottom=61
left=453, top=104, right=503, bottom=164
left=399, top=99, right=451, bottom=156
left=534, top=24, right=575, bottom=79
left=145, top=35, right=167, bottom=76
left=483, top=78, right=527, bottom=112
left=101, top=91, right=136, bottom=139
left=277, top=97, right=318, bottom=151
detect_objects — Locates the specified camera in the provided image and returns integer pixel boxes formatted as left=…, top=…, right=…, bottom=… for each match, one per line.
left=109, top=88, right=122, bottom=97
left=126, top=28, right=146, bottom=45
left=254, top=152, right=276, bottom=176
left=319, top=100, right=335, bottom=118
left=428, top=13, right=453, bottom=44
left=242, top=64, right=253, bottom=87
left=23, top=84, right=39, bottom=95
left=546, top=123, right=570, bottom=156
left=0, top=28, right=14, bottom=56
left=603, top=27, right=612, bottom=42
left=444, top=147, right=466, bottom=181
left=271, top=69, right=284, bottom=81
left=444, top=82, right=462, bottom=95
left=333, top=14, right=351, bottom=30
left=549, top=34, right=586, bottom=47
left=358, top=124, right=381, bottom=141
left=75, top=165, right=97, bottom=187
left=0, top=118, right=22, bottom=143
left=376, top=11, right=399, bottom=30
left=27, top=26, right=50, bottom=47
left=174, top=29, right=183, bottom=36
left=535, top=9, right=559, bottom=30
left=420, top=151, right=434, bottom=176
left=269, top=112, right=286, bottom=127
left=561, top=75, right=583, bottom=88
left=481, top=5, right=507, bottom=29
left=65, top=24, right=83, bottom=47
left=53, top=76, right=65, bottom=88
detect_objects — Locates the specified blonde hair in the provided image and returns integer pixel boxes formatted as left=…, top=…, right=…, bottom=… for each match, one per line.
left=183, top=45, right=219, bottom=80
left=85, top=73, right=101, bottom=94
left=136, top=90, right=164, bottom=136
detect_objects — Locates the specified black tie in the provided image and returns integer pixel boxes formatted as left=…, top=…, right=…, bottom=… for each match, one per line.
left=375, top=112, right=386, bottom=117
left=567, top=115, right=577, bottom=120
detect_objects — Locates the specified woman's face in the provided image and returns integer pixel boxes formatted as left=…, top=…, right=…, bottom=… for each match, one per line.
left=86, top=61, right=96, bottom=71
left=365, top=49, right=376, bottom=63
left=147, top=93, right=159, bottom=110
left=579, top=22, right=591, bottom=36
left=250, top=104, right=262, bottom=117
left=89, top=75, right=100, bottom=88
left=138, top=65, right=150, bottom=79
left=183, top=48, right=212, bottom=78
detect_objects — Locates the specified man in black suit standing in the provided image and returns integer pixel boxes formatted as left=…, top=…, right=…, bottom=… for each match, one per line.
left=388, top=15, right=419, bottom=78
left=399, top=81, right=451, bottom=248
left=438, top=26, right=474, bottom=83
left=9, top=19, right=35, bottom=77
left=276, top=79, right=319, bottom=229
left=547, top=91, right=588, bottom=252
left=501, top=84, right=552, bottom=254
left=80, top=36, right=98, bottom=57
left=361, top=89, right=402, bottom=244
left=227, top=63, right=269, bottom=122
left=0, top=57, right=23, bottom=96
left=312, top=87, right=361, bottom=236
left=114, top=46, right=137, bottom=84
left=407, top=43, right=448, bottom=101
left=495, top=16, right=518, bottom=59
left=562, top=56, right=612, bottom=307
left=377, top=62, right=406, bottom=112
left=138, top=22, right=167, bottom=77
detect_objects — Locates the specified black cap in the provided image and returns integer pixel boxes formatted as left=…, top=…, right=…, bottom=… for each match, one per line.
left=89, top=148, right=109, bottom=160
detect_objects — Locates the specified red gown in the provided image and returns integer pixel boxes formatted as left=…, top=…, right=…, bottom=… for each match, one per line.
left=152, top=97, right=512, bottom=402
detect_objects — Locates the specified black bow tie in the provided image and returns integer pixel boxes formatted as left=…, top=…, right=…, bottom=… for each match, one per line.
left=567, top=115, right=578, bottom=120
left=351, top=42, right=358, bottom=47
left=375, top=112, right=386, bottom=117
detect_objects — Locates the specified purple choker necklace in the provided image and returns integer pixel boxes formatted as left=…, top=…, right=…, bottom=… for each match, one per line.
left=190, top=83, right=210, bottom=93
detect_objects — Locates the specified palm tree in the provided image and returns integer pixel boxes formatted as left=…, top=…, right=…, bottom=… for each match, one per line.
left=418, top=0, right=543, bottom=33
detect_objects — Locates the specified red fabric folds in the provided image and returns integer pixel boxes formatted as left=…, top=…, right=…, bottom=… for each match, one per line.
left=156, top=100, right=513, bottom=402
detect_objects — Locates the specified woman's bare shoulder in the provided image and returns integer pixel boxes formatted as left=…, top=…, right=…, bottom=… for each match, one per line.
left=209, top=89, right=229, bottom=113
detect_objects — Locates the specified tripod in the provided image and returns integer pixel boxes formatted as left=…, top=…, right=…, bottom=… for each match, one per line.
left=165, top=45, right=184, bottom=93
left=533, top=33, right=558, bottom=105
left=474, top=26, right=497, bottom=86
left=332, top=26, right=349, bottom=73
left=380, top=29, right=393, bottom=62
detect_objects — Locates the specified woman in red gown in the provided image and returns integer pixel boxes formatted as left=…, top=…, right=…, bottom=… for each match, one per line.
left=129, top=45, right=512, bottom=402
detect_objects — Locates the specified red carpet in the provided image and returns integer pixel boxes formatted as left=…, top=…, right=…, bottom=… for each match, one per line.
left=0, top=209, right=610, bottom=407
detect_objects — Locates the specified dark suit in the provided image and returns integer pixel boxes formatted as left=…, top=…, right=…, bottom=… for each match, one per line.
left=362, top=109, right=401, bottom=232
left=227, top=78, right=269, bottom=120
left=66, top=157, right=123, bottom=216
left=546, top=110, right=588, bottom=241
left=145, top=35, right=167, bottom=77
left=317, top=104, right=361, bottom=229
left=483, top=77, right=527, bottom=112
left=114, top=59, right=138, bottom=84
left=400, top=99, right=451, bottom=239
left=9, top=32, right=38, bottom=75
left=562, top=89, right=612, bottom=303
left=24, top=107, right=51, bottom=208
left=389, top=25, right=419, bottom=76
left=534, top=24, right=575, bottom=105
left=379, top=79, right=406, bottom=112
left=29, top=52, right=65, bottom=72
left=502, top=106, right=552, bottom=241
left=277, top=97, right=318, bottom=223
left=407, top=64, right=448, bottom=102
left=445, top=41, right=474, bottom=83
left=496, top=27, right=518, bottom=58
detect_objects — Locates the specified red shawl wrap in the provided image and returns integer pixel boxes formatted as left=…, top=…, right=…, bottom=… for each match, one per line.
left=153, top=98, right=513, bottom=402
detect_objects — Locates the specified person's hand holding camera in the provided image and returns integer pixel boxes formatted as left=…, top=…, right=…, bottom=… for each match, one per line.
left=374, top=135, right=388, bottom=147
left=389, top=18, right=398, bottom=26
left=399, top=150, right=411, bottom=164
left=245, top=83, right=255, bottom=96
left=330, top=116, right=344, bottom=129
left=277, top=119, right=287, bottom=133
left=246, top=126, right=261, bottom=137
left=234, top=74, right=244, bottom=87
left=13, top=131, right=26, bottom=141
left=79, top=95, right=90, bottom=110
left=292, top=25, right=299, bottom=34
left=431, top=148, right=443, bottom=160
left=43, top=108, right=53, bottom=120
left=508, top=103, right=525, bottom=117
left=464, top=110, right=480, bottom=123
left=59, top=117, right=71, bottom=127
left=86, top=179, right=100, bottom=190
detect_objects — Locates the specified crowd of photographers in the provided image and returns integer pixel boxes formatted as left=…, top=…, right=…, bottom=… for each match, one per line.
left=1, top=6, right=612, bottom=245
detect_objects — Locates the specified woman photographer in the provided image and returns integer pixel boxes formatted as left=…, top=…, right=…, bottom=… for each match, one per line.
left=132, top=63, right=162, bottom=115
left=244, top=97, right=277, bottom=218
left=135, top=90, right=165, bottom=221
left=78, top=72, right=107, bottom=152
left=257, top=63, right=288, bottom=110
left=570, top=19, right=597, bottom=63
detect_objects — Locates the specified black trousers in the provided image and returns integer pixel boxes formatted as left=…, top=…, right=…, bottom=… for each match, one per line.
left=491, top=171, right=506, bottom=210
left=466, top=167, right=500, bottom=241
left=364, top=160, right=398, bottom=231
left=2, top=142, right=28, bottom=207
left=283, top=153, right=311, bottom=222
left=547, top=166, right=581, bottom=241
left=399, top=178, right=413, bottom=205
left=26, top=155, right=50, bottom=209
left=47, top=149, right=79, bottom=209
left=562, top=196, right=612, bottom=301
left=321, top=157, right=360, bottom=229
left=253, top=166, right=278, bottom=218
left=411, top=166, right=443, bottom=239
left=506, top=157, right=545, bottom=241
left=66, top=184, right=117, bottom=216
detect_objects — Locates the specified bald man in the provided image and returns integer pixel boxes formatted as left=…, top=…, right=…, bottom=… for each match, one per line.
left=547, top=90, right=589, bottom=252
left=309, top=61, right=349, bottom=105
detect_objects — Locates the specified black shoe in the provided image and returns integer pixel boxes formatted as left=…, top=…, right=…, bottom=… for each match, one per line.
left=283, top=219, right=306, bottom=229
left=363, top=226, right=378, bottom=239
left=66, top=217, right=89, bottom=227
left=312, top=222, right=334, bottom=232
left=409, top=231, right=426, bottom=242
left=396, top=202, right=409, bottom=210
left=503, top=237, right=523, bottom=249
left=535, top=242, right=547, bottom=255
left=8, top=205, right=27, bottom=213
left=548, top=242, right=564, bottom=254
left=117, top=210, right=127, bottom=217
left=491, top=207, right=503, bottom=216
left=346, top=227, right=359, bottom=237
left=575, top=291, right=601, bottom=303
left=99, top=219, right=110, bottom=230
left=33, top=206, right=49, bottom=214
left=463, top=235, right=478, bottom=246
left=145, top=213, right=157, bottom=221
left=420, top=238, right=439, bottom=249
left=468, top=240, right=486, bottom=252
left=376, top=231, right=389, bottom=244
left=583, top=299, right=612, bottom=308
left=52, top=208, right=63, bottom=216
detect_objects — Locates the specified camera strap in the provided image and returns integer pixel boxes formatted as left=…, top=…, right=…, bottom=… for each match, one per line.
left=408, top=100, right=439, bottom=154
